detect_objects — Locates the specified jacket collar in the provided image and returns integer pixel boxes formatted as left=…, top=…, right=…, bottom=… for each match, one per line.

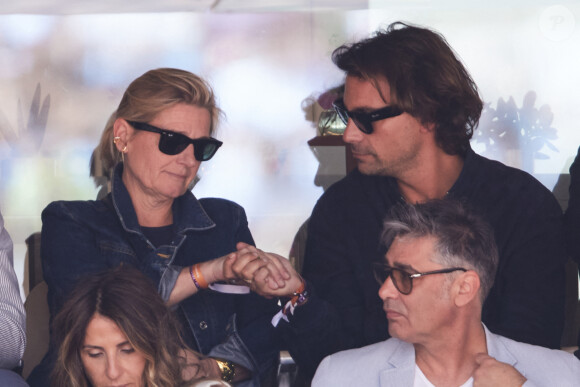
left=110, top=163, right=215, bottom=235
left=483, top=324, right=518, bottom=367
left=377, top=339, right=416, bottom=387
left=447, top=145, right=482, bottom=197
left=376, top=323, right=517, bottom=386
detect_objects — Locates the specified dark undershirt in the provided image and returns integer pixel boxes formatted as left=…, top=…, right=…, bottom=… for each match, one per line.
left=140, top=224, right=175, bottom=248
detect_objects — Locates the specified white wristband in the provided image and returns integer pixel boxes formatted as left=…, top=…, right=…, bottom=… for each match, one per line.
left=208, top=283, right=250, bottom=294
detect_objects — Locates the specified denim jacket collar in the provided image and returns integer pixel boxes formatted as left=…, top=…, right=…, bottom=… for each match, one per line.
left=110, top=163, right=215, bottom=235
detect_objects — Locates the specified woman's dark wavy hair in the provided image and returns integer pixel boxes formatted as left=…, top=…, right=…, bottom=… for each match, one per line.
left=332, top=22, right=483, bottom=156
left=51, top=265, right=188, bottom=387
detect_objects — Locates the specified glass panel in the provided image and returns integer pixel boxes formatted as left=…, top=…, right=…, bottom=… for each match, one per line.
left=0, top=3, right=578, bottom=297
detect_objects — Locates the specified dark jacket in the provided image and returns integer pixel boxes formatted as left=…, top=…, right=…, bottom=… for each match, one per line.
left=28, top=163, right=279, bottom=387
left=564, top=145, right=580, bottom=352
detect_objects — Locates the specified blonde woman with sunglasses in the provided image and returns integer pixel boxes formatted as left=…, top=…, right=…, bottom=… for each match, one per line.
left=28, top=68, right=279, bottom=387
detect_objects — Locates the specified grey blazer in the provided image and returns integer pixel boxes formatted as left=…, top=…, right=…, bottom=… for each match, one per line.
left=313, top=325, right=580, bottom=387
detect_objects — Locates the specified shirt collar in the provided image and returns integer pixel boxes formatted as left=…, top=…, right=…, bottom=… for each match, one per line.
left=447, top=145, right=476, bottom=197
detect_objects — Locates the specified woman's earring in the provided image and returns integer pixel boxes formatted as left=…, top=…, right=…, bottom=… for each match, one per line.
left=114, top=137, right=127, bottom=163
left=121, top=146, right=127, bottom=163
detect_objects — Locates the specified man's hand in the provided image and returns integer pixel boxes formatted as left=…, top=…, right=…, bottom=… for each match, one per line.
left=230, top=242, right=303, bottom=297
left=473, top=353, right=526, bottom=387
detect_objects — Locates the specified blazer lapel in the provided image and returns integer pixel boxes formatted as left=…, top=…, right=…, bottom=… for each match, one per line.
left=377, top=325, right=522, bottom=387
left=379, top=340, right=416, bottom=387
left=484, top=324, right=518, bottom=367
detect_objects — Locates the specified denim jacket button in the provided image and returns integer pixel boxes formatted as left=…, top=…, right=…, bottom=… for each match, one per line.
left=199, top=321, right=208, bottom=330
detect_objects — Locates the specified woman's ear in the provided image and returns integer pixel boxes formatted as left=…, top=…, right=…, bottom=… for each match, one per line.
left=113, top=118, right=131, bottom=152
left=453, top=270, right=481, bottom=308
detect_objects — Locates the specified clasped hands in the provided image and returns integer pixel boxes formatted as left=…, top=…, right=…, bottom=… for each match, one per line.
left=217, top=242, right=303, bottom=298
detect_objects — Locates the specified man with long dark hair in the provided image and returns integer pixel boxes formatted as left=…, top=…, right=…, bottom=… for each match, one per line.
left=276, top=22, right=568, bottom=380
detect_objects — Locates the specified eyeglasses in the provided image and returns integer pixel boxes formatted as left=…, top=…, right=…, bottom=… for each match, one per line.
left=374, top=264, right=467, bottom=295
left=332, top=98, right=403, bottom=134
left=127, top=120, right=223, bottom=161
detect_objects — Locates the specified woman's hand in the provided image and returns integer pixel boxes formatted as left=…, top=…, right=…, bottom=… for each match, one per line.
left=179, top=348, right=207, bottom=381
left=197, top=252, right=239, bottom=284
left=171, top=242, right=302, bottom=305
left=179, top=349, right=249, bottom=383
left=168, top=252, right=240, bottom=306
left=231, top=242, right=303, bottom=298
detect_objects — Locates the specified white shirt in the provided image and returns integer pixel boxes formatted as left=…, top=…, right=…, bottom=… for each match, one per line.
left=414, top=364, right=473, bottom=387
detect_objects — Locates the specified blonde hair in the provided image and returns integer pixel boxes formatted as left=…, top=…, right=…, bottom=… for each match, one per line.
left=94, top=68, right=223, bottom=180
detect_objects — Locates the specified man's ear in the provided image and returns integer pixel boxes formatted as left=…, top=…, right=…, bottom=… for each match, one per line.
left=453, top=271, right=480, bottom=307
left=420, top=121, right=435, bottom=133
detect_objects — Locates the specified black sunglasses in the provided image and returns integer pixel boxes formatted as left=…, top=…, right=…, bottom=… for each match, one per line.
left=332, top=98, right=403, bottom=134
left=127, top=120, right=222, bottom=161
left=374, top=264, right=467, bottom=295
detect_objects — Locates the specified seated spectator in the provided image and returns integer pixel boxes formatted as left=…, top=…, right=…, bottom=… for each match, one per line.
left=52, top=265, right=231, bottom=387
left=0, top=209, right=27, bottom=386
left=313, top=200, right=580, bottom=386
left=564, top=145, right=580, bottom=267
left=28, top=68, right=279, bottom=386
left=269, top=21, right=567, bottom=380
left=564, top=145, right=580, bottom=357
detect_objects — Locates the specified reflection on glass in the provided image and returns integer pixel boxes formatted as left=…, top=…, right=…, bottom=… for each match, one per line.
left=0, top=5, right=578, bottom=293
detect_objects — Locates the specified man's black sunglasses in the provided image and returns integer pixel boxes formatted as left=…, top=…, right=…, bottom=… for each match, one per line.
left=374, top=264, right=467, bottom=295
left=332, top=98, right=403, bottom=134
left=127, top=120, right=222, bottom=161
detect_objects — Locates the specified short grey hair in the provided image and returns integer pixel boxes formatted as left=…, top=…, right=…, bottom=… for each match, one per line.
left=381, top=199, right=498, bottom=302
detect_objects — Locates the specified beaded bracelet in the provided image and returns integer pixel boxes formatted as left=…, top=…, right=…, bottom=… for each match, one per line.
left=189, top=264, right=209, bottom=290
left=289, top=280, right=307, bottom=305
left=283, top=279, right=308, bottom=316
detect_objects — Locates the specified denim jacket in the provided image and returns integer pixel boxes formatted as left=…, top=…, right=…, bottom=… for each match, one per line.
left=31, top=164, right=279, bottom=386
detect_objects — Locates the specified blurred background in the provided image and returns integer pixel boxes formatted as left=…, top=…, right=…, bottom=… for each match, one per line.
left=0, top=0, right=578, bottom=298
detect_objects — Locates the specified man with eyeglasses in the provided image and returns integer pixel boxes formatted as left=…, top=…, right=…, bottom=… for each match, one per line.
left=275, top=21, right=568, bottom=380
left=313, top=200, right=579, bottom=386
